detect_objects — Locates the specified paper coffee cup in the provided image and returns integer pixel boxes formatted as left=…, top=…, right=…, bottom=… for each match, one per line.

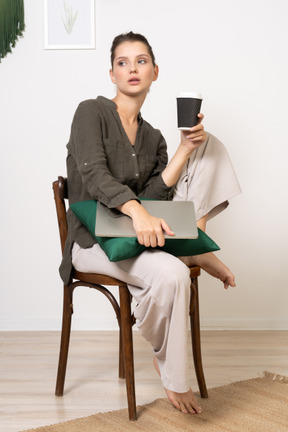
left=177, top=92, right=203, bottom=130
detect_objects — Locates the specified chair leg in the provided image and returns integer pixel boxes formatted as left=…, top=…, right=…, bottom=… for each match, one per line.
left=190, top=277, right=208, bottom=398
left=118, top=325, right=125, bottom=379
left=119, top=285, right=137, bottom=421
left=55, top=285, right=73, bottom=396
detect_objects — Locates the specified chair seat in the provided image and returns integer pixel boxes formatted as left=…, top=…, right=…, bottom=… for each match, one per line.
left=189, top=266, right=201, bottom=278
left=73, top=266, right=200, bottom=285
left=73, top=269, right=127, bottom=286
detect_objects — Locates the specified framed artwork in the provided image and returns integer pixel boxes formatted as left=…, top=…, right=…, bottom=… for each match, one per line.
left=44, top=0, right=95, bottom=50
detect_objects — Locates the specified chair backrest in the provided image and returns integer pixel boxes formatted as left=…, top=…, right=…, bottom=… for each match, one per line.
left=52, top=176, right=68, bottom=256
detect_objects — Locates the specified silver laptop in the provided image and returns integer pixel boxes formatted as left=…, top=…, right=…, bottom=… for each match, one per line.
left=95, top=200, right=198, bottom=239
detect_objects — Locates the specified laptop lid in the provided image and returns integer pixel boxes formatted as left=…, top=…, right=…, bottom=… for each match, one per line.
left=95, top=200, right=198, bottom=239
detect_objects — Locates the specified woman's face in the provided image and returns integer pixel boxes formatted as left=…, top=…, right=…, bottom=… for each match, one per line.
left=110, top=41, right=158, bottom=97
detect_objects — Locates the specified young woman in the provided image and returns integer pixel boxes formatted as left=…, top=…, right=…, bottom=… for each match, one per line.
left=60, top=32, right=241, bottom=415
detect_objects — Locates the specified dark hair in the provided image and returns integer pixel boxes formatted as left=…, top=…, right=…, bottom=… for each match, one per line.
left=110, top=31, right=156, bottom=68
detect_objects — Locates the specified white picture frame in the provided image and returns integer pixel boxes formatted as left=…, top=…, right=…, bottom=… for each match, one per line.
left=44, top=0, right=95, bottom=50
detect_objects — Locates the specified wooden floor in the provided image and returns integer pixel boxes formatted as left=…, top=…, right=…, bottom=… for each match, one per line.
left=1, top=330, right=288, bottom=432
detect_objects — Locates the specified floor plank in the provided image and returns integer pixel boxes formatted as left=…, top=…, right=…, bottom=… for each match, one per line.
left=0, top=330, right=287, bottom=432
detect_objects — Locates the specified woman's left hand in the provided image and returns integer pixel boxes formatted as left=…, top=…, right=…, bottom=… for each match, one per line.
left=180, top=113, right=206, bottom=149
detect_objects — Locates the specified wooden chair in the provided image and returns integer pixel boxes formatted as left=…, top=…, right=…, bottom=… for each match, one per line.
left=52, top=176, right=208, bottom=421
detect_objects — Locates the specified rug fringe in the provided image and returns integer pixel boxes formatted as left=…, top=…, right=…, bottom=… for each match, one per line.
left=260, top=370, right=288, bottom=384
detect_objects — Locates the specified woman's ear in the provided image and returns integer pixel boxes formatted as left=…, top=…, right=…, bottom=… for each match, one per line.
left=109, top=69, right=116, bottom=84
left=153, top=64, right=159, bottom=82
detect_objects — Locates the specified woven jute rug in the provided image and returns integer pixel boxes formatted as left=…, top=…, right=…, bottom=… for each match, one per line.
left=21, top=372, right=288, bottom=432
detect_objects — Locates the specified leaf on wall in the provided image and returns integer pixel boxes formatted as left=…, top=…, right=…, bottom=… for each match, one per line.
left=0, top=0, right=25, bottom=61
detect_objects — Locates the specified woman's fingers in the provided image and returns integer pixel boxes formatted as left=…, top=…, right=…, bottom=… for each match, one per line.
left=161, top=219, right=174, bottom=237
left=136, top=218, right=174, bottom=248
left=197, top=113, right=204, bottom=123
left=181, top=114, right=206, bottom=145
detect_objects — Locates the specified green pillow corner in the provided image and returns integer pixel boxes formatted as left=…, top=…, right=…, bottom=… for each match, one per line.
left=160, top=229, right=220, bottom=256
left=70, top=200, right=146, bottom=261
left=70, top=200, right=220, bottom=262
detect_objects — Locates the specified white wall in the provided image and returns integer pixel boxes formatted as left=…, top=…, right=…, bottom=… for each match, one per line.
left=1, top=0, right=287, bottom=331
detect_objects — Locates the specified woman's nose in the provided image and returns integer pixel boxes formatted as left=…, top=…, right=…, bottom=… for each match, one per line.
left=130, top=63, right=137, bottom=73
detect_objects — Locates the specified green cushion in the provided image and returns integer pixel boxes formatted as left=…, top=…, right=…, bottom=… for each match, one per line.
left=70, top=200, right=220, bottom=262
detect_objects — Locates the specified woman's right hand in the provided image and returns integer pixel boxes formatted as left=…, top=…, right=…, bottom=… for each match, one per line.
left=117, top=200, right=174, bottom=247
left=180, top=114, right=206, bottom=151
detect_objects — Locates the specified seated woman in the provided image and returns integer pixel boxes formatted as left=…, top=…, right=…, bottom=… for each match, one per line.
left=60, top=31, right=241, bottom=415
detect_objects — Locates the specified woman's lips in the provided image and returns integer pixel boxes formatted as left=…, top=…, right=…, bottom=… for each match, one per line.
left=128, top=77, right=140, bottom=85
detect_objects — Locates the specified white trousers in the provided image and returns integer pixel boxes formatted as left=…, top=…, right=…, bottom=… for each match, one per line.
left=71, top=132, right=241, bottom=393
left=72, top=242, right=191, bottom=392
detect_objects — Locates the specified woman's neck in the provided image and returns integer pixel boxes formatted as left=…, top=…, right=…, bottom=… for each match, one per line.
left=112, top=93, right=145, bottom=125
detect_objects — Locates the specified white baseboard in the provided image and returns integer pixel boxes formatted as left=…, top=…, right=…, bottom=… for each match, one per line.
left=0, top=319, right=63, bottom=331
left=0, top=318, right=118, bottom=331
left=0, top=317, right=288, bottom=331
left=201, top=317, right=288, bottom=330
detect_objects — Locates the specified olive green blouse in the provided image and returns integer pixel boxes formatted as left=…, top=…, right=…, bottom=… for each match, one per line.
left=59, top=96, right=172, bottom=284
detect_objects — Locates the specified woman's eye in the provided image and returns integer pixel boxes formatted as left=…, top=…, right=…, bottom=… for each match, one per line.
left=138, top=59, right=146, bottom=64
left=118, top=61, right=127, bottom=66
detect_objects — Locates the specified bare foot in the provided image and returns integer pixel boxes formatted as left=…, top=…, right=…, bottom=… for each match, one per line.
left=165, top=387, right=202, bottom=414
left=179, top=252, right=236, bottom=289
left=153, top=357, right=202, bottom=414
